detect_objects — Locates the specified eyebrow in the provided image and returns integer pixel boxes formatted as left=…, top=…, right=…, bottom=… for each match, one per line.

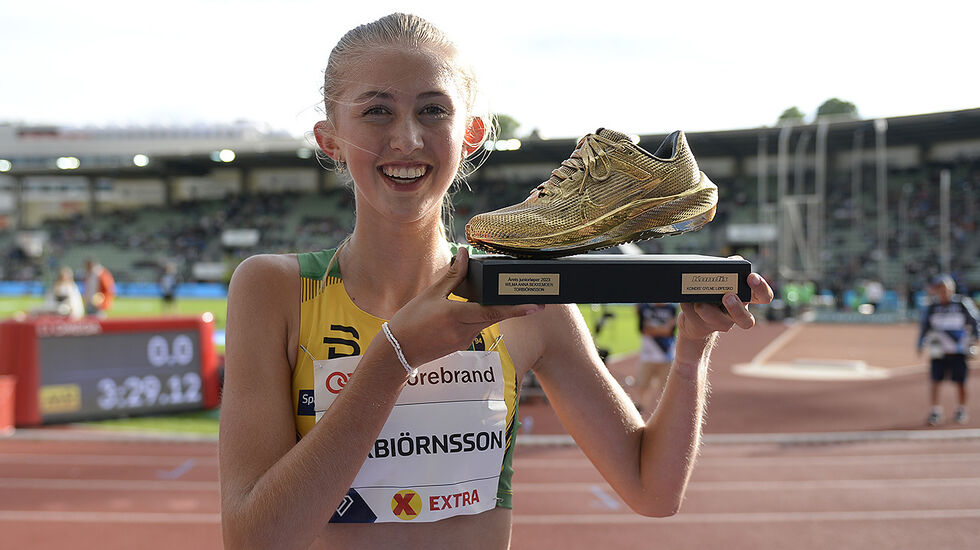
left=352, top=90, right=453, bottom=104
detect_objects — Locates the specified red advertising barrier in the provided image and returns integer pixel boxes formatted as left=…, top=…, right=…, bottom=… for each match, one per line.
left=0, top=315, right=220, bottom=427
left=0, top=375, right=15, bottom=435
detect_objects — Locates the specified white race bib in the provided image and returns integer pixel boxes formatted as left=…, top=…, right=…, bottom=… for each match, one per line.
left=314, top=350, right=506, bottom=523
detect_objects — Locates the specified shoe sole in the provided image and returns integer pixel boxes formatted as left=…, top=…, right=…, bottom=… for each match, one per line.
left=467, top=174, right=717, bottom=258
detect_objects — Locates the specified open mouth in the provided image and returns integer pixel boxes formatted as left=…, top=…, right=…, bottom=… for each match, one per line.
left=380, top=164, right=429, bottom=185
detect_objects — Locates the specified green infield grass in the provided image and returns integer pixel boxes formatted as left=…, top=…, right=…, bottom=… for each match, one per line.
left=1, top=296, right=228, bottom=330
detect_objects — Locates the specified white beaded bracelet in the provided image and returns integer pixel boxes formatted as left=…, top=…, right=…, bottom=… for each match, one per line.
left=381, top=322, right=418, bottom=381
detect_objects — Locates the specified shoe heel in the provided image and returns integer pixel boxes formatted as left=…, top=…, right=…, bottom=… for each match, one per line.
left=620, top=179, right=718, bottom=240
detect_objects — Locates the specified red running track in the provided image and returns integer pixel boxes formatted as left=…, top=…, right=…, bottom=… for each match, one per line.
left=2, top=322, right=980, bottom=549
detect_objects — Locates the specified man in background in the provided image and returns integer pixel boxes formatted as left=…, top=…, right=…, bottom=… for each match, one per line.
left=83, top=258, right=116, bottom=318
left=159, top=261, right=179, bottom=314
left=632, top=302, right=679, bottom=415
left=918, top=275, right=979, bottom=425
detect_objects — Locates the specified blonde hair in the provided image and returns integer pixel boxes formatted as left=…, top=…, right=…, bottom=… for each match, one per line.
left=319, top=13, right=494, bottom=241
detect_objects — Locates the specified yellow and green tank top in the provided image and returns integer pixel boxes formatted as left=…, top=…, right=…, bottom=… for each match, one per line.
left=291, top=247, right=520, bottom=524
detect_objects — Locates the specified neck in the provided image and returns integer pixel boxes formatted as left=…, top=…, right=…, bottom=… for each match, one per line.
left=338, top=213, right=454, bottom=318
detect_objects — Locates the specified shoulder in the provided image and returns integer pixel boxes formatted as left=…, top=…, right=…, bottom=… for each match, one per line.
left=230, top=253, right=299, bottom=288
left=228, top=254, right=300, bottom=312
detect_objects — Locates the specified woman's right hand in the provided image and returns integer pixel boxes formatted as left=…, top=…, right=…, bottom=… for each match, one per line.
left=386, top=247, right=542, bottom=368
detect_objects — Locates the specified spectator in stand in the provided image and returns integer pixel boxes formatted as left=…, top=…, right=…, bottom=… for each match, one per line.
left=917, top=274, right=980, bottom=425
left=864, top=279, right=885, bottom=312
left=83, top=258, right=116, bottom=318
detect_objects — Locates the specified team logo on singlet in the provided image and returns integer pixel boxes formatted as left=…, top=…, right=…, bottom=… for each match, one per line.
left=391, top=489, right=423, bottom=520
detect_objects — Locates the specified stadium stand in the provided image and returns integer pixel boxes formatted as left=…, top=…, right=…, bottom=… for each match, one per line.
left=1, top=110, right=978, bottom=310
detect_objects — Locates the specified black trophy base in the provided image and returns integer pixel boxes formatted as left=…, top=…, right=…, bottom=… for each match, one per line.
left=454, top=254, right=751, bottom=305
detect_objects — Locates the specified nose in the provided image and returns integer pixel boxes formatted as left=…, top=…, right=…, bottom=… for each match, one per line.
left=390, top=115, right=424, bottom=154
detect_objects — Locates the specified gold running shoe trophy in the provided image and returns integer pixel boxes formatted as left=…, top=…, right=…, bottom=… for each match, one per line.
left=465, top=129, right=717, bottom=258
left=456, top=129, right=751, bottom=305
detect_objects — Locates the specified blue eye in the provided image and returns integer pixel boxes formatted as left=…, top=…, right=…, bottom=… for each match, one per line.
left=362, top=105, right=390, bottom=116
left=421, top=104, right=451, bottom=117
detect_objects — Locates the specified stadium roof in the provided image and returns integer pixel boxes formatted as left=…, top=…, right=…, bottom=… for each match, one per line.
left=1, top=108, right=978, bottom=178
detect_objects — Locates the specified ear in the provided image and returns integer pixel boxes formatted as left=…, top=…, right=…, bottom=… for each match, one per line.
left=462, top=117, right=487, bottom=156
left=314, top=120, right=343, bottom=161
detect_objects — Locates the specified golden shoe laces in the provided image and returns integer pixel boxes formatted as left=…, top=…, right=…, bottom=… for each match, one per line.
left=533, top=133, right=622, bottom=200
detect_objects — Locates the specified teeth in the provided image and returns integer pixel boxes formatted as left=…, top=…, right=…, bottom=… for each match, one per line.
left=382, top=165, right=426, bottom=179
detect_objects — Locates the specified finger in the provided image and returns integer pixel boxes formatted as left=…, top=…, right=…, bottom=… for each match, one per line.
left=438, top=247, right=470, bottom=297
left=721, top=293, right=755, bottom=329
left=455, top=301, right=544, bottom=326
left=693, top=301, right=737, bottom=330
left=747, top=273, right=774, bottom=305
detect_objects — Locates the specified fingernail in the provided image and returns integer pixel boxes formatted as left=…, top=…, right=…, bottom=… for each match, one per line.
left=748, top=273, right=761, bottom=285
left=725, top=295, right=738, bottom=306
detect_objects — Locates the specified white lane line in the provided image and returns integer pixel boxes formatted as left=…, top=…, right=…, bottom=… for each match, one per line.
left=745, top=323, right=804, bottom=366
left=513, top=508, right=980, bottom=525
left=0, top=510, right=220, bottom=524
left=0, top=454, right=217, bottom=467
left=517, top=452, right=980, bottom=469
left=514, top=477, right=980, bottom=493
left=518, top=428, right=980, bottom=448
left=687, top=477, right=980, bottom=491
left=8, top=429, right=219, bottom=442
left=5, top=476, right=979, bottom=494
left=0, top=478, right=217, bottom=491
left=156, top=458, right=196, bottom=480
left=5, top=508, right=979, bottom=525
left=697, top=452, right=980, bottom=467
left=588, top=484, right=620, bottom=510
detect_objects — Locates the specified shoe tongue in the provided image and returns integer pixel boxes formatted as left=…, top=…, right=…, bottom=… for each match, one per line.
left=595, top=128, right=630, bottom=142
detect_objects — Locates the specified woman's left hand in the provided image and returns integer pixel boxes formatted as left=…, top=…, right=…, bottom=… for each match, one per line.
left=677, top=271, right=773, bottom=341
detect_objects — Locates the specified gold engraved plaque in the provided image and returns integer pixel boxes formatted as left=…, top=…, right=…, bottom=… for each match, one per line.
left=681, top=273, right=738, bottom=295
left=498, top=273, right=560, bottom=296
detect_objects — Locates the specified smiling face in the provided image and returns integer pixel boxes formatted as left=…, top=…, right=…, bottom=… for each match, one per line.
left=316, top=47, right=478, bottom=226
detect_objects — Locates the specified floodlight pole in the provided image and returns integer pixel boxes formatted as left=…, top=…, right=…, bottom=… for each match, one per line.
left=874, top=118, right=888, bottom=284
left=899, top=184, right=911, bottom=315
left=794, top=131, right=810, bottom=197
left=758, top=132, right=768, bottom=214
left=851, top=127, right=864, bottom=234
left=777, top=124, right=793, bottom=281
left=815, top=119, right=829, bottom=282
left=758, top=131, right=772, bottom=275
left=940, top=169, right=951, bottom=274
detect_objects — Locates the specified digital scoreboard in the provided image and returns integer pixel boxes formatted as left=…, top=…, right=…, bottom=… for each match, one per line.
left=0, top=316, right=220, bottom=426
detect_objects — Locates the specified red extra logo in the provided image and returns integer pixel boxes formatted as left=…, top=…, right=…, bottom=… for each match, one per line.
left=391, top=489, right=422, bottom=521
left=324, top=371, right=353, bottom=394
left=429, top=489, right=480, bottom=511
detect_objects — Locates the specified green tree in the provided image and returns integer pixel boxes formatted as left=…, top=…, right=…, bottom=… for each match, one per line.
left=816, top=98, right=858, bottom=119
left=778, top=106, right=805, bottom=124
left=493, top=114, right=521, bottom=139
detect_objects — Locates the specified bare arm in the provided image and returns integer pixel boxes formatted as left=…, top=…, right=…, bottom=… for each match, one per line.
left=513, top=273, right=772, bottom=517
left=219, top=249, right=540, bottom=549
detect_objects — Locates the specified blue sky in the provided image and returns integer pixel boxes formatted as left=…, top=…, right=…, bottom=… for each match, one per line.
left=3, top=0, right=978, bottom=139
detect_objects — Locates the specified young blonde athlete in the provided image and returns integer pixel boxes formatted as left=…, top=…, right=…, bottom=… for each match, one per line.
left=218, top=13, right=773, bottom=550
